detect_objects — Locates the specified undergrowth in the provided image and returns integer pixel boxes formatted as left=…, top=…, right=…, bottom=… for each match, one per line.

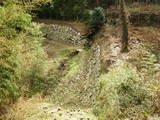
left=93, top=45, right=160, bottom=120
left=0, top=1, right=58, bottom=110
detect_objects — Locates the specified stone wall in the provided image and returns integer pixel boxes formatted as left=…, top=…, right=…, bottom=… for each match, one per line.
left=41, top=24, right=85, bottom=45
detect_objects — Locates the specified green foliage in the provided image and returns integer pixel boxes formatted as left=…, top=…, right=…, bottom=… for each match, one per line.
left=37, top=0, right=87, bottom=20
left=22, top=46, right=55, bottom=95
left=64, top=55, right=80, bottom=79
left=0, top=1, right=57, bottom=104
left=3, top=0, right=18, bottom=6
left=86, top=7, right=105, bottom=33
left=0, top=5, right=32, bottom=38
left=136, top=46, right=160, bottom=115
left=139, top=45, right=160, bottom=75
left=0, top=37, right=20, bottom=105
left=0, top=3, right=27, bottom=105
left=19, top=23, right=57, bottom=96
left=94, top=61, right=153, bottom=120
left=27, top=54, right=48, bottom=94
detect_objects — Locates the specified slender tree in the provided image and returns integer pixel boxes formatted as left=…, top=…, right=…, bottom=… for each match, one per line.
left=96, top=0, right=99, bottom=6
left=120, top=0, right=129, bottom=53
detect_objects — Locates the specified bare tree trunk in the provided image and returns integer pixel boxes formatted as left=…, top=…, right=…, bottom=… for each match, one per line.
left=96, top=0, right=99, bottom=7
left=0, top=0, right=3, bottom=4
left=120, top=0, right=129, bottom=53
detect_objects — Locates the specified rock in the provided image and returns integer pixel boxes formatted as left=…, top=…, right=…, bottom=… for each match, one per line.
left=77, top=49, right=83, bottom=52
left=41, top=24, right=84, bottom=45
left=43, top=106, right=48, bottom=110
left=57, top=107, right=61, bottom=111
left=79, top=111, right=85, bottom=115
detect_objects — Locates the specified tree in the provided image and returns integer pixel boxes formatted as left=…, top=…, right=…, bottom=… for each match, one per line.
left=0, top=37, right=20, bottom=105
left=120, top=0, right=129, bottom=53
left=52, top=0, right=87, bottom=20
left=2, top=0, right=51, bottom=12
left=96, top=0, right=99, bottom=6
left=86, top=7, right=106, bottom=33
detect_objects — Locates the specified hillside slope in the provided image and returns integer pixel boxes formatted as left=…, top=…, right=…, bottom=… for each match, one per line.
left=4, top=23, right=160, bottom=120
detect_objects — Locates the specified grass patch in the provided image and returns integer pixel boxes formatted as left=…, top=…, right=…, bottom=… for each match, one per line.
left=65, top=55, right=80, bottom=78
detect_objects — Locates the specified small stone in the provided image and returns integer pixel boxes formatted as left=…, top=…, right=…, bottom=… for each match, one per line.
left=57, top=107, right=61, bottom=111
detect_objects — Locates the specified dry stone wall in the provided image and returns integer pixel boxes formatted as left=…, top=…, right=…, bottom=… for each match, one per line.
left=41, top=24, right=85, bottom=45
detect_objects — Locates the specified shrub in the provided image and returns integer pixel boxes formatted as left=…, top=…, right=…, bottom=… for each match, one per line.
left=86, top=7, right=106, bottom=33
left=0, top=2, right=32, bottom=106
left=0, top=5, right=32, bottom=38
left=0, top=37, right=20, bottom=105
left=24, top=48, right=54, bottom=95
left=20, top=23, right=58, bottom=96
left=139, top=45, right=160, bottom=75
left=0, top=2, right=57, bottom=103
left=27, top=58, right=48, bottom=94
left=94, top=61, right=154, bottom=120
left=136, top=45, right=160, bottom=115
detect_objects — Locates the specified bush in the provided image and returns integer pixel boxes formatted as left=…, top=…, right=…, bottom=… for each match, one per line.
left=94, top=61, right=154, bottom=120
left=19, top=23, right=58, bottom=96
left=0, top=4, right=32, bottom=38
left=0, top=3, right=31, bottom=105
left=139, top=45, right=160, bottom=75
left=23, top=48, right=55, bottom=95
left=0, top=2, right=57, bottom=104
left=86, top=7, right=106, bottom=33
left=0, top=37, right=20, bottom=105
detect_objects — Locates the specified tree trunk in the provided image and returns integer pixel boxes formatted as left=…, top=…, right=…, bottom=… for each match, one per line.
left=120, top=0, right=129, bottom=53
left=96, top=0, right=99, bottom=7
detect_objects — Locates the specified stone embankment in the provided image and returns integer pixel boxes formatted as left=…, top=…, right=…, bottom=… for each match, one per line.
left=41, top=24, right=86, bottom=45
